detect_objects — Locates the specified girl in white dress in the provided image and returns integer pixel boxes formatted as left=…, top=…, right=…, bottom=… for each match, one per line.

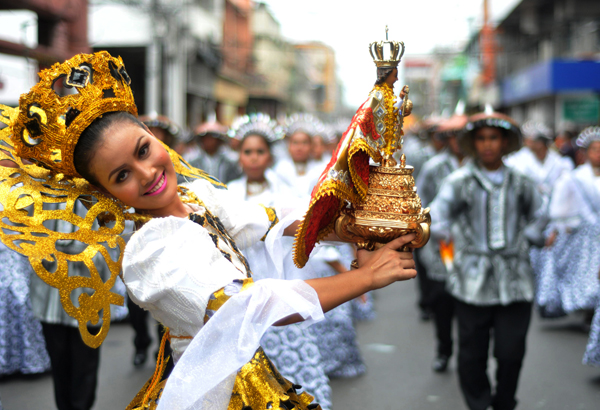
left=227, top=114, right=332, bottom=409
left=0, top=52, right=418, bottom=410
left=274, top=116, right=367, bottom=379
left=274, top=114, right=324, bottom=197
left=536, top=127, right=600, bottom=319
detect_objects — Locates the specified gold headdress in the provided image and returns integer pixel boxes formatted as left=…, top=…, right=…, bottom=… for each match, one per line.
left=0, top=52, right=225, bottom=348
left=369, top=26, right=405, bottom=68
left=13, top=52, right=137, bottom=178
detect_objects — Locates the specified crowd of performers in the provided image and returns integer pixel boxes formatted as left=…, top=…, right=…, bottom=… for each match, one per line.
left=0, top=110, right=375, bottom=410
left=1, top=94, right=599, bottom=410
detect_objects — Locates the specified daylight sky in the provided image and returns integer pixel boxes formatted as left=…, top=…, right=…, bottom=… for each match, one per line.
left=261, top=0, right=521, bottom=107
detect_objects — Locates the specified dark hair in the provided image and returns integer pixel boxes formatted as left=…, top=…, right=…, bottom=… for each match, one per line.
left=73, top=111, right=146, bottom=185
left=375, top=67, right=395, bottom=86
left=241, top=132, right=273, bottom=151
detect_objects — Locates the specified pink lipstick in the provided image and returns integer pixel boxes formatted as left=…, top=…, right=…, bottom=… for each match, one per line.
left=144, top=171, right=167, bottom=196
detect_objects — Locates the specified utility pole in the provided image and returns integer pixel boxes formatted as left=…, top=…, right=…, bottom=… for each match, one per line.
left=480, top=0, right=497, bottom=86
left=163, top=0, right=188, bottom=127
left=146, top=0, right=161, bottom=115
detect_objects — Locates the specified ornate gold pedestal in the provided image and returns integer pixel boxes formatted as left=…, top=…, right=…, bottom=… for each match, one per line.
left=335, top=156, right=430, bottom=252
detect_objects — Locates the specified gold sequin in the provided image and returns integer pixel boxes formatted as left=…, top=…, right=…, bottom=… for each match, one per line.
left=0, top=51, right=233, bottom=349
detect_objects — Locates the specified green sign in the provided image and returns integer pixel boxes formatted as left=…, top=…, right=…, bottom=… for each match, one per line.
left=563, top=96, right=600, bottom=123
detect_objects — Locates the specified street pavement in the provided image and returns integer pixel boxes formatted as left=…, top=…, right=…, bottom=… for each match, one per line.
left=1, top=278, right=599, bottom=410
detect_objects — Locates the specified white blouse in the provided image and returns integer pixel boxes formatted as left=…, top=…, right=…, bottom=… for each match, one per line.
left=122, top=178, right=272, bottom=360
left=549, top=162, right=600, bottom=231
left=121, top=178, right=324, bottom=410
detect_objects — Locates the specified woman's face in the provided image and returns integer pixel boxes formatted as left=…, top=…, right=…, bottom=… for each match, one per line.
left=587, top=141, right=600, bottom=168
left=312, top=135, right=326, bottom=161
left=239, top=134, right=271, bottom=182
left=447, top=134, right=463, bottom=158
left=88, top=122, right=180, bottom=216
left=288, top=132, right=312, bottom=163
left=473, top=126, right=507, bottom=169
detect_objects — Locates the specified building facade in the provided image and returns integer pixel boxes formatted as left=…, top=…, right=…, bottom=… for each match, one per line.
left=491, top=0, right=600, bottom=129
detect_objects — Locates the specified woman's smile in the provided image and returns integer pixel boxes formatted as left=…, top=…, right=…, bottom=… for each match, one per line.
left=144, top=171, right=167, bottom=196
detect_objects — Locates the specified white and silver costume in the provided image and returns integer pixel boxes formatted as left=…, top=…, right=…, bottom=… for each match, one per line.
left=430, top=162, right=545, bottom=305
left=505, top=148, right=573, bottom=198
left=535, top=162, right=600, bottom=318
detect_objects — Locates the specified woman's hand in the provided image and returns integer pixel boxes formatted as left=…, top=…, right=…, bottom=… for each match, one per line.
left=356, top=234, right=417, bottom=291
left=289, top=233, right=418, bottom=321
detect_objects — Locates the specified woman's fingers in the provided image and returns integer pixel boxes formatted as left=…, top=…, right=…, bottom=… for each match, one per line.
left=396, top=251, right=414, bottom=260
left=398, top=268, right=417, bottom=280
left=384, top=233, right=416, bottom=251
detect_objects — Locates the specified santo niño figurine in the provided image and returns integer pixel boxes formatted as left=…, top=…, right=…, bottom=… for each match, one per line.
left=293, top=28, right=431, bottom=268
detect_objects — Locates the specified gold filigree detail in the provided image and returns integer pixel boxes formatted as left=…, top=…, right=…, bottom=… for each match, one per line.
left=357, top=194, right=422, bottom=215
left=0, top=107, right=126, bottom=348
left=369, top=172, right=415, bottom=191
left=0, top=92, right=227, bottom=348
left=335, top=160, right=431, bottom=251
left=354, top=210, right=427, bottom=223
left=12, top=52, right=137, bottom=178
left=367, top=188, right=415, bottom=198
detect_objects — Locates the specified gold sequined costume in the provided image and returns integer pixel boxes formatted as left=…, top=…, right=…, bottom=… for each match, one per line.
left=0, top=51, right=323, bottom=410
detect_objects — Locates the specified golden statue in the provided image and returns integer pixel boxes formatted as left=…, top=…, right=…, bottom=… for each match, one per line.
left=293, top=28, right=430, bottom=267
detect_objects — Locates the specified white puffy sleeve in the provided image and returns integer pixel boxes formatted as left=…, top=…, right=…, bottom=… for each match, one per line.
left=548, top=172, right=582, bottom=232
left=122, top=216, right=247, bottom=338
left=187, top=179, right=275, bottom=249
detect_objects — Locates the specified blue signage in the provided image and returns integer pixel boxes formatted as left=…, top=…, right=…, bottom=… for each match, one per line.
left=502, top=60, right=600, bottom=105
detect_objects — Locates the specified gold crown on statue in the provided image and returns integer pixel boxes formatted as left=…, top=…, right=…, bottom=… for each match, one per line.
left=12, top=51, right=137, bottom=178
left=369, top=26, right=405, bottom=68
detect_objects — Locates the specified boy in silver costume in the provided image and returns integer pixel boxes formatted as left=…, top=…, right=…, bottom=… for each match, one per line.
left=429, top=111, right=545, bottom=410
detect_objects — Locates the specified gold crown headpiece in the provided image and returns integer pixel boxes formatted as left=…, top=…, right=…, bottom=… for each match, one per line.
left=369, top=26, right=405, bottom=68
left=12, top=51, right=138, bottom=178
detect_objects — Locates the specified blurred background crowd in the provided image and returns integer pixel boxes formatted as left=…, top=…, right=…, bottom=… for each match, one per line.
left=1, top=0, right=600, bottom=409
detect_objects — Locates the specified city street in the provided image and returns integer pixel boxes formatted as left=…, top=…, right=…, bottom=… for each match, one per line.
left=1, top=278, right=599, bottom=410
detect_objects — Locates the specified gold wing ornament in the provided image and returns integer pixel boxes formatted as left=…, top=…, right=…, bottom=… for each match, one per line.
left=0, top=104, right=225, bottom=348
left=0, top=105, right=126, bottom=348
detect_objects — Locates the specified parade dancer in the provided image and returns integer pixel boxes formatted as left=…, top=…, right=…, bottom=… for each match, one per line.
left=0, top=51, right=417, bottom=410
left=188, top=119, right=242, bottom=184
left=275, top=115, right=367, bottom=379
left=412, top=116, right=445, bottom=321
left=416, top=112, right=468, bottom=373
left=227, top=114, right=333, bottom=409
left=536, top=127, right=600, bottom=319
left=505, top=121, right=573, bottom=200
left=430, top=110, right=544, bottom=410
left=505, top=121, right=573, bottom=317
left=273, top=114, right=324, bottom=197
left=311, top=124, right=335, bottom=170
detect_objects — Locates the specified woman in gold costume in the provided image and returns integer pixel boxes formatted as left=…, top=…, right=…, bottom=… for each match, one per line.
left=0, top=52, right=417, bottom=410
